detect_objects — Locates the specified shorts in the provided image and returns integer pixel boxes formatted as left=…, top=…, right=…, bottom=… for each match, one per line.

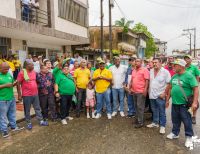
left=86, top=98, right=95, bottom=107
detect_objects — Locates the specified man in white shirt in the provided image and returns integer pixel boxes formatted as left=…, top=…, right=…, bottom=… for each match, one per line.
left=32, top=55, right=40, bottom=73
left=147, top=58, right=171, bottom=134
left=109, top=56, right=127, bottom=117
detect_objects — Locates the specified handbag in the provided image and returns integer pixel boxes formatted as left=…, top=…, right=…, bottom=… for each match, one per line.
left=178, top=79, right=193, bottom=108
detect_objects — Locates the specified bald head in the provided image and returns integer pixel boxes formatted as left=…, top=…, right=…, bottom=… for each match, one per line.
left=0, top=62, right=10, bottom=74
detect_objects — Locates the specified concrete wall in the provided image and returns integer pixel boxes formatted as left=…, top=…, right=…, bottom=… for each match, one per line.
left=0, top=0, right=16, bottom=19
left=53, top=0, right=88, bottom=38
left=11, top=39, right=23, bottom=51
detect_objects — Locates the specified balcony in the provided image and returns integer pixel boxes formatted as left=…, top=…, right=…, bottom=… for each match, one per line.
left=21, top=2, right=50, bottom=27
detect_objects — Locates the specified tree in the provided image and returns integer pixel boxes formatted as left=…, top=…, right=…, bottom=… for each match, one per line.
left=115, top=18, right=134, bottom=33
left=133, top=23, right=157, bottom=58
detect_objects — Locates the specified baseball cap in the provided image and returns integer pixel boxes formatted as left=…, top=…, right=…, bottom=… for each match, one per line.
left=53, top=61, right=58, bottom=67
left=184, top=55, right=192, bottom=59
left=172, top=59, right=186, bottom=67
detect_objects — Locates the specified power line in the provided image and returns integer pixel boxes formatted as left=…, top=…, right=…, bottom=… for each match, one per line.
left=113, top=0, right=129, bottom=21
left=145, top=0, right=200, bottom=8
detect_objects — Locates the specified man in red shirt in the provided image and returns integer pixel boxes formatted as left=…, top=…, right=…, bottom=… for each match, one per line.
left=165, top=56, right=175, bottom=77
left=130, top=58, right=150, bottom=128
left=17, top=59, right=48, bottom=130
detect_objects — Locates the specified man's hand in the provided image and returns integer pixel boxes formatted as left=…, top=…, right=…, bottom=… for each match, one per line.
left=159, top=93, right=166, bottom=99
left=192, top=102, right=198, bottom=111
left=18, top=95, right=22, bottom=102
left=143, top=89, right=147, bottom=97
left=4, top=83, right=13, bottom=88
left=55, top=92, right=60, bottom=98
left=166, top=100, right=170, bottom=108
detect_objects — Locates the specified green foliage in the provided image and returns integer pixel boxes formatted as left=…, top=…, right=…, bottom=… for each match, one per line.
left=115, top=18, right=134, bottom=33
left=133, top=23, right=157, bottom=58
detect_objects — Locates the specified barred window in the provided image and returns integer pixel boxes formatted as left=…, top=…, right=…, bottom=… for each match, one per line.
left=58, top=0, right=88, bottom=27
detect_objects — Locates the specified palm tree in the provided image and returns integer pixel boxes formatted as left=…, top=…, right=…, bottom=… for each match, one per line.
left=115, top=18, right=134, bottom=33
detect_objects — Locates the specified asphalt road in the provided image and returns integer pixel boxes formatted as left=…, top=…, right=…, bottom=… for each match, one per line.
left=0, top=105, right=200, bottom=154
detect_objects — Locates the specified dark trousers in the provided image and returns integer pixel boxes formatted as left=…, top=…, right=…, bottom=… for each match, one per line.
left=60, top=95, right=72, bottom=120
left=13, top=68, right=20, bottom=80
left=39, top=94, right=56, bottom=120
left=76, top=88, right=86, bottom=114
left=22, top=4, right=30, bottom=22
left=23, top=95, right=43, bottom=123
left=133, top=93, right=146, bottom=124
left=172, top=104, right=194, bottom=137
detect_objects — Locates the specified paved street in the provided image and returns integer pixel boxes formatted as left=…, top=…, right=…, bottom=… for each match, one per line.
left=0, top=106, right=199, bottom=154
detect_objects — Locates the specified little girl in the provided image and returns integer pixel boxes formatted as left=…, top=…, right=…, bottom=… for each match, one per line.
left=86, top=82, right=96, bottom=119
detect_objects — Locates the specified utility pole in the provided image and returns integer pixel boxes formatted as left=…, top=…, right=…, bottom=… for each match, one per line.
left=100, top=0, right=104, bottom=58
left=183, top=28, right=196, bottom=57
left=109, top=0, right=114, bottom=61
left=194, top=28, right=196, bottom=57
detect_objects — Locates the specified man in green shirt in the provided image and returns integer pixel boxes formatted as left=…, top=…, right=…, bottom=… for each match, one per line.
left=184, top=55, right=200, bottom=124
left=54, top=64, right=76, bottom=125
left=166, top=59, right=199, bottom=148
left=0, top=62, right=23, bottom=138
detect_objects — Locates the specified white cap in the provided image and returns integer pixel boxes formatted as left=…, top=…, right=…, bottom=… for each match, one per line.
left=172, top=59, right=186, bottom=67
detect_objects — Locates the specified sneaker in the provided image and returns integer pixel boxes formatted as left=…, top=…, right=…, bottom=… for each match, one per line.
left=40, top=120, right=49, bottom=126
left=95, top=113, right=101, bottom=119
left=27, top=123, right=32, bottom=130
left=134, top=123, right=144, bottom=128
left=61, top=119, right=67, bottom=125
left=192, top=117, right=196, bottom=124
left=185, top=137, right=193, bottom=148
left=146, top=123, right=159, bottom=128
left=11, top=126, right=24, bottom=132
left=66, top=116, right=73, bottom=121
left=2, top=131, right=9, bottom=138
left=112, top=111, right=117, bottom=117
left=159, top=127, right=165, bottom=134
left=120, top=112, right=125, bottom=117
left=107, top=114, right=112, bottom=120
left=92, top=112, right=95, bottom=119
left=87, top=113, right=90, bottom=119
left=167, top=132, right=179, bottom=139
left=126, top=114, right=135, bottom=118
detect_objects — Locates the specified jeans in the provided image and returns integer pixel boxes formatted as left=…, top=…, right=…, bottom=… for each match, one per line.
left=60, top=95, right=72, bottom=120
left=96, top=88, right=112, bottom=114
left=22, top=4, right=30, bottom=22
left=76, top=88, right=86, bottom=114
left=112, top=88, right=125, bottom=112
left=127, top=93, right=135, bottom=115
left=23, top=95, right=43, bottom=123
left=150, top=98, right=166, bottom=127
left=132, top=93, right=146, bottom=124
left=39, top=94, right=56, bottom=120
left=0, top=99, right=17, bottom=132
left=171, top=104, right=194, bottom=137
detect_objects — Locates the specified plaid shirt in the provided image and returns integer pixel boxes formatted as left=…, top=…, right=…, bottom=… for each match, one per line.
left=36, top=72, right=55, bottom=96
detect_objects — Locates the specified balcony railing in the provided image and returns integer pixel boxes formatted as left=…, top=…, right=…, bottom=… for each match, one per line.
left=21, top=3, right=50, bottom=27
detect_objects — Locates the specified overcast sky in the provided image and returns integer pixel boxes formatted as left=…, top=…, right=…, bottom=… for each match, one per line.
left=88, top=0, right=200, bottom=54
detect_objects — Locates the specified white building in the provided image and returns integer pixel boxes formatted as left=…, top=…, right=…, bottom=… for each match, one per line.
left=154, top=38, right=167, bottom=55
left=0, top=0, right=89, bottom=62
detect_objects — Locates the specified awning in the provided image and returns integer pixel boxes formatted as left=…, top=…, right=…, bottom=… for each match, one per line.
left=118, top=42, right=136, bottom=53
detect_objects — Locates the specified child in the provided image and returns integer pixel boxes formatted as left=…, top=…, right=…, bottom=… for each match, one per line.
left=86, top=82, right=96, bottom=119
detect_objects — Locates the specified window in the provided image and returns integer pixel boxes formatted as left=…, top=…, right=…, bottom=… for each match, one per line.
left=58, top=0, right=88, bottom=27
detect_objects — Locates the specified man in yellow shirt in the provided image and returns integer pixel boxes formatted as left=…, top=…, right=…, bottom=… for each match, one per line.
left=74, top=59, right=90, bottom=118
left=12, top=55, right=21, bottom=79
left=93, top=60, right=112, bottom=119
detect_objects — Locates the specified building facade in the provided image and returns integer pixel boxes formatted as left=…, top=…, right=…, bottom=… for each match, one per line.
left=154, top=38, right=167, bottom=56
left=0, top=0, right=89, bottom=63
left=73, top=26, right=148, bottom=64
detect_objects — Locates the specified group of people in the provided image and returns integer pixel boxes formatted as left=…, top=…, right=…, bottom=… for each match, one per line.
left=0, top=53, right=199, bottom=148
